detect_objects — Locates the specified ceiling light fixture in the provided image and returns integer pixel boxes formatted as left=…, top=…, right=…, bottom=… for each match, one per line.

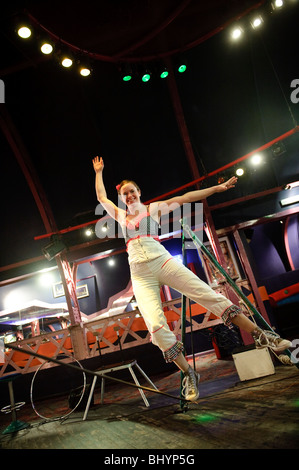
left=61, top=57, right=73, bottom=68
left=17, top=26, right=32, bottom=39
left=251, top=16, right=263, bottom=29
left=231, top=27, right=243, bottom=40
left=80, top=67, right=91, bottom=77
left=177, top=63, right=187, bottom=73
left=251, top=153, right=262, bottom=165
left=272, top=0, right=284, bottom=9
left=121, top=63, right=133, bottom=82
left=40, top=42, right=53, bottom=54
left=141, top=69, right=151, bottom=82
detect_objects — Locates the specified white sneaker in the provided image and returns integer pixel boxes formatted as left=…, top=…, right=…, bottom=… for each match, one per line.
left=182, top=367, right=200, bottom=401
left=252, top=328, right=292, bottom=353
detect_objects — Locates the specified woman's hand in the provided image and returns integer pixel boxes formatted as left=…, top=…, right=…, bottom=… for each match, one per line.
left=93, top=156, right=104, bottom=173
left=216, top=176, right=238, bottom=192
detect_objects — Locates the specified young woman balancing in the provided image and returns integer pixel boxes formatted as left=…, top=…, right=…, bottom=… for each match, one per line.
left=93, top=156, right=291, bottom=401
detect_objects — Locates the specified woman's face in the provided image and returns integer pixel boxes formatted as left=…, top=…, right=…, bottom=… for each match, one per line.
left=120, top=182, right=141, bottom=208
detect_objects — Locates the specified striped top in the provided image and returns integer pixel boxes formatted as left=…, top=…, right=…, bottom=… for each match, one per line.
left=121, top=210, right=160, bottom=245
left=120, top=208, right=170, bottom=265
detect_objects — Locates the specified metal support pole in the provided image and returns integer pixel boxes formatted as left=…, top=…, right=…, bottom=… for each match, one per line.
left=180, top=219, right=299, bottom=368
left=180, top=229, right=188, bottom=411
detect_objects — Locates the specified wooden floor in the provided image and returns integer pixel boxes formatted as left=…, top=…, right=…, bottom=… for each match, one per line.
left=1, top=351, right=299, bottom=452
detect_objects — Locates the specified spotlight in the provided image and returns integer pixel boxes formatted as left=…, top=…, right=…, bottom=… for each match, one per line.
left=61, top=57, right=73, bottom=68
left=177, top=63, right=187, bottom=73
left=272, top=0, right=284, bottom=9
left=272, top=142, right=286, bottom=157
left=108, top=258, right=115, bottom=266
left=121, top=63, right=133, bottom=82
left=17, top=26, right=32, bottom=39
left=42, top=237, right=66, bottom=261
left=236, top=168, right=244, bottom=176
left=122, top=73, right=132, bottom=82
left=231, top=27, right=243, bottom=40
left=251, top=153, right=262, bottom=165
left=251, top=16, right=263, bottom=29
left=159, top=66, right=169, bottom=79
left=141, top=69, right=151, bottom=82
left=80, top=67, right=91, bottom=77
left=40, top=42, right=53, bottom=54
left=85, top=228, right=93, bottom=237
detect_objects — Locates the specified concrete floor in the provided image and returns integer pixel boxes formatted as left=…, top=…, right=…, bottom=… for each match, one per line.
left=1, top=351, right=299, bottom=452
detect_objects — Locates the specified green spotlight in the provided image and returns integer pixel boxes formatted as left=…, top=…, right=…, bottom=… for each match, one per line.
left=121, top=63, right=133, bottom=82
left=142, top=72, right=151, bottom=82
left=178, top=64, right=187, bottom=73
left=160, top=68, right=169, bottom=79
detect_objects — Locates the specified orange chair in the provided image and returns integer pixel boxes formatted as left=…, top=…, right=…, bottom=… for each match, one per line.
left=9, top=349, right=40, bottom=368
left=37, top=341, right=59, bottom=358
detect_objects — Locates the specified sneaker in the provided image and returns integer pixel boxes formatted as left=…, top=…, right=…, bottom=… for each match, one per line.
left=182, top=367, right=200, bottom=401
left=252, top=328, right=292, bottom=353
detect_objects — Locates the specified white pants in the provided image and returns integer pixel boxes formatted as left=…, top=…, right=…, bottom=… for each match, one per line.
left=130, top=253, right=241, bottom=362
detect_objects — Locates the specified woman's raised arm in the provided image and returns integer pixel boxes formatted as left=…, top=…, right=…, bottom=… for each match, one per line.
left=93, top=156, right=126, bottom=223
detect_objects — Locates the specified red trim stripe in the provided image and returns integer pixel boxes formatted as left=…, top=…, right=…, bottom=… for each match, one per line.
left=126, top=235, right=160, bottom=246
left=161, top=258, right=172, bottom=269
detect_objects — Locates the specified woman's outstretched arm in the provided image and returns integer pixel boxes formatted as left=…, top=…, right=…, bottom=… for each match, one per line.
left=150, top=176, right=238, bottom=218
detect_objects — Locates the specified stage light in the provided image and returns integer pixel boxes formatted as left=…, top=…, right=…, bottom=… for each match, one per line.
left=61, top=57, right=73, bottom=68
left=41, top=42, right=53, bottom=54
left=17, top=26, right=31, bottom=39
left=42, top=237, right=66, bottom=261
left=160, top=67, right=169, bottom=79
left=272, top=142, right=286, bottom=157
left=141, top=69, right=151, bottom=82
left=121, top=63, right=133, bottom=82
left=80, top=67, right=91, bottom=77
left=108, top=258, right=115, bottom=266
left=178, top=63, right=187, bottom=73
left=251, top=16, right=263, bottom=29
left=272, top=0, right=284, bottom=9
left=123, top=73, right=132, bottom=81
left=236, top=168, right=244, bottom=176
left=251, top=153, right=262, bottom=165
left=85, top=228, right=93, bottom=237
left=231, top=27, right=243, bottom=40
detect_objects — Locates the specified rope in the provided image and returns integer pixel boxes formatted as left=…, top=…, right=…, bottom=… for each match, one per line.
left=179, top=220, right=299, bottom=369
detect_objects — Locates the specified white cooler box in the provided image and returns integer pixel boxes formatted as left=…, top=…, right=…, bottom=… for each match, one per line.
left=232, top=347, right=275, bottom=381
